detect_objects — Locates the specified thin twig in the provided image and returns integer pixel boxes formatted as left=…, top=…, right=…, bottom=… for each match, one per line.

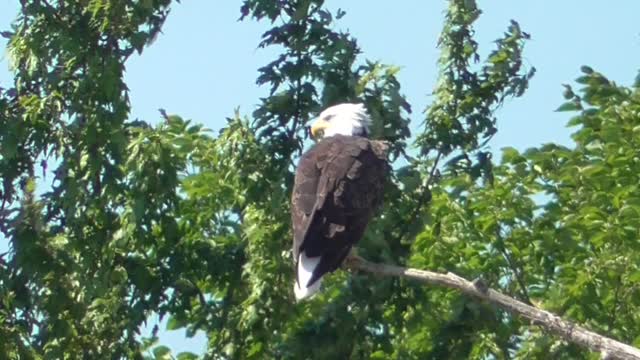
left=395, top=151, right=442, bottom=241
left=494, top=226, right=532, bottom=305
left=345, top=255, right=640, bottom=360
left=498, top=244, right=532, bottom=305
left=609, top=273, right=623, bottom=333
left=427, top=152, right=443, bottom=186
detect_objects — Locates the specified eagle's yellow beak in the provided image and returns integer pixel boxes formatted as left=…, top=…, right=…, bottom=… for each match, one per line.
left=310, top=118, right=330, bottom=140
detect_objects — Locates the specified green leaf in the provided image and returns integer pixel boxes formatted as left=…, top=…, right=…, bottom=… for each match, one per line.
left=370, top=350, right=389, bottom=359
left=152, top=346, right=171, bottom=358
left=166, top=315, right=187, bottom=331
left=501, top=147, right=522, bottom=163
left=176, top=352, right=199, bottom=360
left=580, top=65, right=594, bottom=74
left=555, top=101, right=581, bottom=112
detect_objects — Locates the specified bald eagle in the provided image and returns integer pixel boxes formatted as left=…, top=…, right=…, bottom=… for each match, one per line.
left=291, top=103, right=389, bottom=300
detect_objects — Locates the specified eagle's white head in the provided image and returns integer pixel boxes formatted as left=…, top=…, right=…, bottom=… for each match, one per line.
left=310, top=103, right=372, bottom=139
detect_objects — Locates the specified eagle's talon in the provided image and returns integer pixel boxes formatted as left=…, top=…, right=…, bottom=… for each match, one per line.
left=343, top=249, right=364, bottom=269
left=472, top=277, right=489, bottom=294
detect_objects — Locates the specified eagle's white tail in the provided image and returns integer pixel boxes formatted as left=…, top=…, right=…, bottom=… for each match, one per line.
left=294, top=252, right=322, bottom=301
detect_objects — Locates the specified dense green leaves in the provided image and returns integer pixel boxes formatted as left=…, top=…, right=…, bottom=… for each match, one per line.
left=1, top=0, right=638, bottom=359
left=417, top=1, right=535, bottom=159
left=1, top=0, right=185, bottom=358
left=411, top=65, right=640, bottom=357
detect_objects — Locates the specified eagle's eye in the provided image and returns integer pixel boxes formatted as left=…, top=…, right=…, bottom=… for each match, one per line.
left=324, top=114, right=335, bottom=122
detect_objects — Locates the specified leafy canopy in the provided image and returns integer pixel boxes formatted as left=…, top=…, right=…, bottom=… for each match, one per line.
left=0, top=0, right=638, bottom=359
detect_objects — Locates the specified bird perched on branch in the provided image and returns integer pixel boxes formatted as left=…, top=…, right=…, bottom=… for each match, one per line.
left=291, top=103, right=389, bottom=300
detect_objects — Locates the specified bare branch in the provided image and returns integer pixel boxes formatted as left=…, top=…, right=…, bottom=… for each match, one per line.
left=495, top=226, right=532, bottom=305
left=345, top=256, right=640, bottom=360
left=395, top=151, right=442, bottom=241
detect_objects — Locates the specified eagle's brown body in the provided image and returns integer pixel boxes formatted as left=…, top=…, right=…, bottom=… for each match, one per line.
left=291, top=134, right=389, bottom=290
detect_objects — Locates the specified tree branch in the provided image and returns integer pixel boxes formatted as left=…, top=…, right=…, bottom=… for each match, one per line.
left=495, top=227, right=532, bottom=306
left=395, top=151, right=442, bottom=242
left=344, top=256, right=640, bottom=360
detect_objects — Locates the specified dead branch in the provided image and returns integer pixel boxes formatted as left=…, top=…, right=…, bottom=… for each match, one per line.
left=345, top=256, right=640, bottom=360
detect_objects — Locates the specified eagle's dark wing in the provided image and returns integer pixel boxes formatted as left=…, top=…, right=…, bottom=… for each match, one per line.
left=291, top=134, right=389, bottom=288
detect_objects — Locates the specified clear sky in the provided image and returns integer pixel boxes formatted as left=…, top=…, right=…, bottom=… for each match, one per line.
left=1, top=0, right=639, bottom=355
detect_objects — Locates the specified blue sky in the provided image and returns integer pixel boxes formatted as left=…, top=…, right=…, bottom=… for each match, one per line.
left=1, top=0, right=639, bottom=355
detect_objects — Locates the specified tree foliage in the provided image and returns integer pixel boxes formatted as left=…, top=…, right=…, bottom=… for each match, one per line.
left=0, top=0, right=638, bottom=359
